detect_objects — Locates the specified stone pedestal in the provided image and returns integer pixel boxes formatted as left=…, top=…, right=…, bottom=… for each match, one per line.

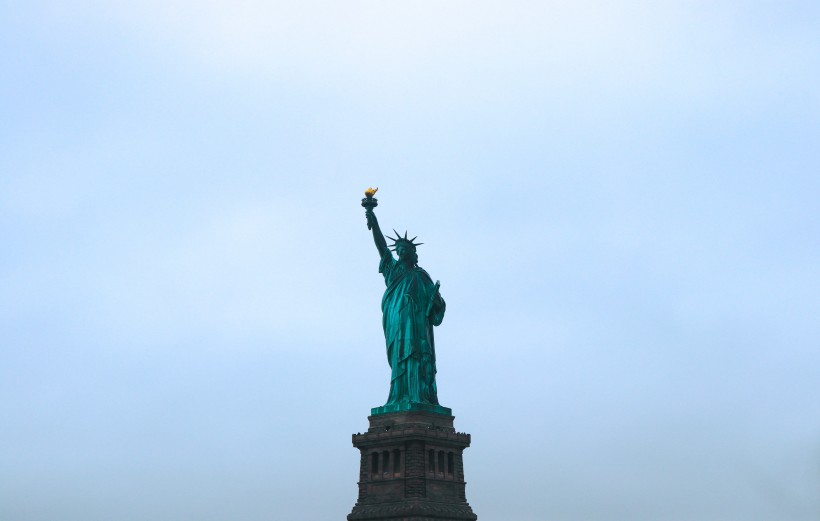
left=348, top=410, right=477, bottom=521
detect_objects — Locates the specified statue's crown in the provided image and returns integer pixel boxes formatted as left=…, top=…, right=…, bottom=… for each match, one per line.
left=387, top=230, right=423, bottom=251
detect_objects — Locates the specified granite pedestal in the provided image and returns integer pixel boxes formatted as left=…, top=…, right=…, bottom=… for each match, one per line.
left=348, top=410, right=477, bottom=521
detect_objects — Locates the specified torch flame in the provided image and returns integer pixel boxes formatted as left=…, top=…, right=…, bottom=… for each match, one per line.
left=364, top=187, right=378, bottom=197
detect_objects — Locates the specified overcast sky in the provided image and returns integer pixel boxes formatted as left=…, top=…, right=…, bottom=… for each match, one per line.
left=1, top=2, right=819, bottom=520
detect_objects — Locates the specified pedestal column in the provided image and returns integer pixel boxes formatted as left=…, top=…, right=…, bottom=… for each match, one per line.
left=348, top=410, right=477, bottom=521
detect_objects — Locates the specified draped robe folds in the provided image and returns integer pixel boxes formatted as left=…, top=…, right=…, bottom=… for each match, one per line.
left=379, top=249, right=446, bottom=406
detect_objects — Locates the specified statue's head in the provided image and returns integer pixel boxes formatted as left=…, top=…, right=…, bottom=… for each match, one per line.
left=388, top=230, right=422, bottom=265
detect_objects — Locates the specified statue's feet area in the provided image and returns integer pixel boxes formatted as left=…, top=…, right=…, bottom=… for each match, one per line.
left=371, top=402, right=452, bottom=416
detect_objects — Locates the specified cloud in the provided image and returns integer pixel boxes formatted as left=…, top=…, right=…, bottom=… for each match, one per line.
left=65, top=2, right=678, bottom=94
left=24, top=0, right=797, bottom=122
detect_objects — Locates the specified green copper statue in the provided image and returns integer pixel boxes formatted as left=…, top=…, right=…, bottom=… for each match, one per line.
left=362, top=188, right=450, bottom=415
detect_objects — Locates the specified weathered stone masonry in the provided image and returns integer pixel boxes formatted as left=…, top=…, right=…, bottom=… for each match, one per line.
left=348, top=410, right=477, bottom=521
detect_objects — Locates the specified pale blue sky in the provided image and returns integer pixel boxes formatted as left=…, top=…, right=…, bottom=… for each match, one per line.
left=1, top=2, right=819, bottom=520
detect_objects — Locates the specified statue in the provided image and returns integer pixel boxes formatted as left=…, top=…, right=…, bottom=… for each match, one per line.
left=362, top=188, right=449, bottom=415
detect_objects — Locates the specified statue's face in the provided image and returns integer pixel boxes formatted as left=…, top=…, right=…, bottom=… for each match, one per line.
left=396, top=245, right=418, bottom=265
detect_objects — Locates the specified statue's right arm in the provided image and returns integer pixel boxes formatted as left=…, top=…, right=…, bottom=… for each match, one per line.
left=366, top=209, right=389, bottom=257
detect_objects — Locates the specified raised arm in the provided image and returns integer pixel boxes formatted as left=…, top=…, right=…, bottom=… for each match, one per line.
left=365, top=208, right=389, bottom=257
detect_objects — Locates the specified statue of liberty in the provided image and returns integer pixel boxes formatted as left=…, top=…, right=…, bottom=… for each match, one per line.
left=362, top=189, right=449, bottom=415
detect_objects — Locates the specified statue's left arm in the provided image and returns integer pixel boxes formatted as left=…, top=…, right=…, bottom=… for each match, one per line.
left=428, top=284, right=445, bottom=326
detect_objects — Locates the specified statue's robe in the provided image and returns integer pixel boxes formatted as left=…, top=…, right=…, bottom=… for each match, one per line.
left=379, top=250, right=446, bottom=406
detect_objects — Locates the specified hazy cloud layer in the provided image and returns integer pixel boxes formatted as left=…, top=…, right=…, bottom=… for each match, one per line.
left=1, top=2, right=818, bottom=521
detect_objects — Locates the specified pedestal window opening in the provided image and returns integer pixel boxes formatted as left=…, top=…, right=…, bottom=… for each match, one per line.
left=371, top=452, right=379, bottom=478
left=382, top=451, right=390, bottom=477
